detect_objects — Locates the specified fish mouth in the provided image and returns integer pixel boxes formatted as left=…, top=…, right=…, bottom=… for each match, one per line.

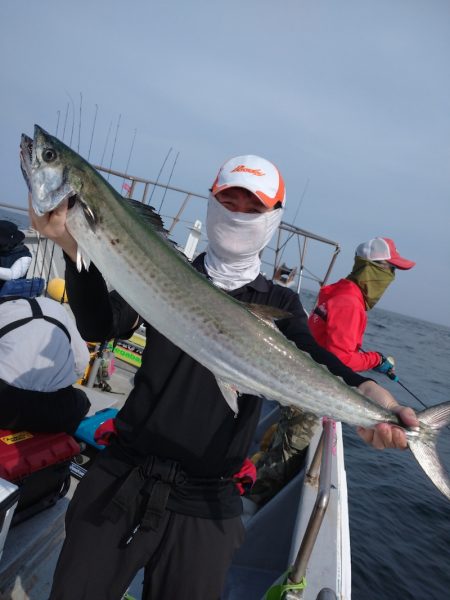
left=20, top=133, right=33, bottom=165
left=20, top=133, right=34, bottom=192
left=67, top=194, right=78, bottom=209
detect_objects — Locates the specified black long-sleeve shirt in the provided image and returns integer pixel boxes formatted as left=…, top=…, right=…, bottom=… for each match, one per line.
left=65, top=253, right=368, bottom=517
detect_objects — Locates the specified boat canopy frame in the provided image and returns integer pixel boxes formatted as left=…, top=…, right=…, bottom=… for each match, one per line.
left=94, top=165, right=341, bottom=300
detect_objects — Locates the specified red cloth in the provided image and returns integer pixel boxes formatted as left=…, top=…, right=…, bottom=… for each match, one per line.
left=94, top=418, right=117, bottom=446
left=308, top=279, right=380, bottom=372
left=233, top=458, right=257, bottom=495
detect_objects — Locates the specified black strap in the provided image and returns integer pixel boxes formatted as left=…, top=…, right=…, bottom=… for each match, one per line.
left=140, top=458, right=180, bottom=531
left=101, top=465, right=143, bottom=524
left=313, top=305, right=328, bottom=321
left=141, top=480, right=172, bottom=531
left=100, top=454, right=183, bottom=545
left=0, top=297, right=71, bottom=342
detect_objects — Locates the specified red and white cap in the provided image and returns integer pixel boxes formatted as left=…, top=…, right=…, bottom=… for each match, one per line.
left=356, top=237, right=415, bottom=270
left=211, top=155, right=286, bottom=208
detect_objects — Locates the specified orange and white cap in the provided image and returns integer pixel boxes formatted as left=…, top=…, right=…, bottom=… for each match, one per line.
left=211, top=155, right=286, bottom=208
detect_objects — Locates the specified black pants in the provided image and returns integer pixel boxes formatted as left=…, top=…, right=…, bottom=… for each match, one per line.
left=49, top=454, right=245, bottom=600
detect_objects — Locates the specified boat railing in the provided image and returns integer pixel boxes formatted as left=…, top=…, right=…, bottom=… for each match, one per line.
left=2, top=165, right=340, bottom=301
left=269, top=223, right=340, bottom=295
left=283, top=419, right=335, bottom=599
left=93, top=166, right=341, bottom=298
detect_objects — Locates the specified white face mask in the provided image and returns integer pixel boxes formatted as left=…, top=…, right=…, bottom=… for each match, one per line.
left=204, top=193, right=283, bottom=290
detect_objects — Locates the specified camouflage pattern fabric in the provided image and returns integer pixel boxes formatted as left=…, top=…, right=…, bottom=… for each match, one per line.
left=246, top=407, right=319, bottom=506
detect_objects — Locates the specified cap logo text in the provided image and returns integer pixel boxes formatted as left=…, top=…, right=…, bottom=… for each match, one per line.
left=231, top=165, right=265, bottom=176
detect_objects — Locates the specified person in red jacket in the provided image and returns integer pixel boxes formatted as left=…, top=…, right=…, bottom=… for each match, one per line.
left=248, top=237, right=415, bottom=506
left=308, top=237, right=415, bottom=373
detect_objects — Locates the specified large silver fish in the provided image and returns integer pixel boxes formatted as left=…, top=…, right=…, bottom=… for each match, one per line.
left=21, top=125, right=450, bottom=500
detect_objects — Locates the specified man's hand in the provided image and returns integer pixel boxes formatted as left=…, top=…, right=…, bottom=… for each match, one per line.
left=28, top=193, right=78, bottom=262
left=356, top=380, right=419, bottom=449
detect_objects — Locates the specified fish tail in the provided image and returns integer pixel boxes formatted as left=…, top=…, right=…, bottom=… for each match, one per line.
left=408, top=401, right=450, bottom=500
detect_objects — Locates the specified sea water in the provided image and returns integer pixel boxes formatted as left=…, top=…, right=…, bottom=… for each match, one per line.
left=0, top=207, right=29, bottom=229
left=301, top=289, right=450, bottom=600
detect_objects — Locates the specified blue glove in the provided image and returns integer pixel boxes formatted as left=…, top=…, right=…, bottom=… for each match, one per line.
left=374, top=354, right=396, bottom=376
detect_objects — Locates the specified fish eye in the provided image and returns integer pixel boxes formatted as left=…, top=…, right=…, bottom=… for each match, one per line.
left=42, top=148, right=57, bottom=163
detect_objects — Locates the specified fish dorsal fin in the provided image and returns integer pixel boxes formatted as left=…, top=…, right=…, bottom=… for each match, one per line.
left=121, top=197, right=168, bottom=236
left=244, top=303, right=292, bottom=326
left=120, top=196, right=189, bottom=259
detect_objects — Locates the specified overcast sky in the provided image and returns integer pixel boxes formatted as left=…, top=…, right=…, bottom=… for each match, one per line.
left=1, top=0, right=449, bottom=326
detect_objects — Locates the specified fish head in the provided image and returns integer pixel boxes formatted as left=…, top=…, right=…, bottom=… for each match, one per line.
left=20, top=125, right=83, bottom=216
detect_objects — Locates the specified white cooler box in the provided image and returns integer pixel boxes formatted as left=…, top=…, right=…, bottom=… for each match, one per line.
left=0, top=476, right=20, bottom=561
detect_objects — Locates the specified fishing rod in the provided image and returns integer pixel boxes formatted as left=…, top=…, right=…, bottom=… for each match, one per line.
left=385, top=369, right=450, bottom=431
left=292, top=177, right=310, bottom=226
left=78, top=92, right=83, bottom=153
left=100, top=119, right=113, bottom=167
left=62, top=102, right=69, bottom=142
left=362, top=349, right=450, bottom=429
left=87, top=103, right=98, bottom=162
left=66, top=91, right=76, bottom=147
left=362, top=349, right=428, bottom=410
left=107, top=113, right=122, bottom=179
left=273, top=177, right=310, bottom=269
left=385, top=369, right=428, bottom=410
left=158, top=151, right=180, bottom=213
left=121, top=128, right=137, bottom=195
left=148, top=147, right=173, bottom=206
left=55, top=110, right=61, bottom=137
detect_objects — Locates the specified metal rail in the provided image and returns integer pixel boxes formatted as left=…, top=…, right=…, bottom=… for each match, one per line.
left=95, top=165, right=341, bottom=297
left=93, top=165, right=208, bottom=203
left=284, top=419, right=336, bottom=599
left=3, top=162, right=341, bottom=298
left=270, top=223, right=340, bottom=293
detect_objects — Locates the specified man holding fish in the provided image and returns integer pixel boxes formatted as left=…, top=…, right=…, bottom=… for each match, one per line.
left=23, top=136, right=433, bottom=599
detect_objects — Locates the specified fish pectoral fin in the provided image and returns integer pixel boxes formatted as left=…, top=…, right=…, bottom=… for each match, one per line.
left=215, top=378, right=240, bottom=414
left=76, top=248, right=91, bottom=272
left=408, top=401, right=450, bottom=500
left=243, top=303, right=292, bottom=325
left=215, top=377, right=263, bottom=414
